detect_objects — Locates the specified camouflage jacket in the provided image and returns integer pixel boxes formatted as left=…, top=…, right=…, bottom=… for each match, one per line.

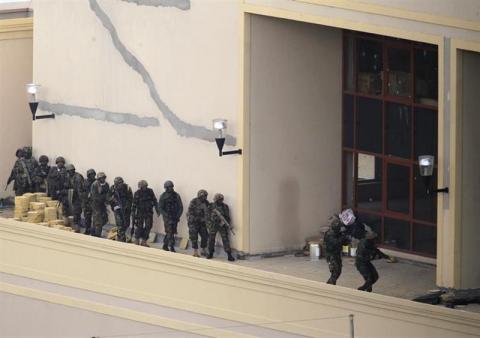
left=82, top=177, right=96, bottom=209
left=159, top=191, right=183, bottom=222
left=66, top=172, right=85, bottom=204
left=90, top=181, right=110, bottom=210
left=109, top=183, right=133, bottom=213
left=355, top=238, right=376, bottom=263
left=47, top=166, right=68, bottom=200
left=207, top=202, right=230, bottom=230
left=32, top=164, right=50, bottom=186
left=24, top=157, right=38, bottom=179
left=186, top=197, right=209, bottom=225
left=7, top=158, right=31, bottom=190
left=132, top=188, right=158, bottom=216
left=324, top=230, right=349, bottom=256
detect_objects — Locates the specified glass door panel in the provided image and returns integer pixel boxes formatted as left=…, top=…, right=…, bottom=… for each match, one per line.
left=413, top=223, right=436, bottom=255
left=387, top=47, right=411, bottom=97
left=343, top=151, right=355, bottom=208
left=414, top=107, right=437, bottom=160
left=414, top=167, right=437, bottom=223
left=386, top=163, right=410, bottom=214
left=415, top=48, right=438, bottom=106
left=386, top=103, right=411, bottom=159
left=384, top=217, right=411, bottom=250
left=357, top=39, right=383, bottom=95
left=356, top=154, right=383, bottom=211
left=357, top=97, right=382, bottom=154
left=343, top=95, right=354, bottom=148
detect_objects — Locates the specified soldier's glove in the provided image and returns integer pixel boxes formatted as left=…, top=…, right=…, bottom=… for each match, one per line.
left=114, top=205, right=121, bottom=211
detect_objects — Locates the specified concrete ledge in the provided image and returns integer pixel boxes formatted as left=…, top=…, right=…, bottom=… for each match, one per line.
left=0, top=218, right=479, bottom=337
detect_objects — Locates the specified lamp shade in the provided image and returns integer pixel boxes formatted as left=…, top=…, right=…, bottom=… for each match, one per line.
left=418, top=155, right=434, bottom=177
left=26, top=83, right=40, bottom=95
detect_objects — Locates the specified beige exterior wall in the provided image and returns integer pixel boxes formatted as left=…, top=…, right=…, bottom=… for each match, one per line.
left=459, top=50, right=480, bottom=288
left=248, top=15, right=341, bottom=253
left=0, top=20, right=32, bottom=199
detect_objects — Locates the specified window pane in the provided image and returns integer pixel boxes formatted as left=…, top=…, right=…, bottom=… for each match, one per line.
left=414, top=167, right=437, bottom=222
left=357, top=212, right=382, bottom=239
left=357, top=97, right=382, bottom=154
left=413, top=223, right=436, bottom=255
left=415, top=48, right=438, bottom=106
left=414, top=108, right=437, bottom=160
left=345, top=36, right=355, bottom=91
left=356, top=154, right=382, bottom=211
left=357, top=39, right=383, bottom=95
left=388, top=48, right=411, bottom=97
left=343, top=95, right=354, bottom=148
left=386, top=103, right=411, bottom=159
left=343, top=152, right=354, bottom=208
left=387, top=163, right=410, bottom=214
left=384, top=217, right=411, bottom=250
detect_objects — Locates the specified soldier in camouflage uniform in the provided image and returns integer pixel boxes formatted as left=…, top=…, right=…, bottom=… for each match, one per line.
left=23, top=146, right=38, bottom=191
left=65, top=164, right=85, bottom=232
left=131, top=180, right=159, bottom=247
left=32, top=155, right=50, bottom=193
left=207, top=194, right=235, bottom=262
left=90, top=172, right=110, bottom=237
left=110, top=177, right=133, bottom=242
left=158, top=181, right=183, bottom=252
left=187, top=189, right=210, bottom=257
left=6, top=148, right=31, bottom=195
left=47, top=156, right=68, bottom=201
left=324, top=217, right=349, bottom=285
left=82, top=169, right=96, bottom=235
left=354, top=227, right=379, bottom=292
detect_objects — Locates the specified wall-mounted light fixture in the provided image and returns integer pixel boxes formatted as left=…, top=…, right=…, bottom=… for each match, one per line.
left=212, top=118, right=242, bottom=157
left=26, top=83, right=55, bottom=120
left=418, top=155, right=448, bottom=194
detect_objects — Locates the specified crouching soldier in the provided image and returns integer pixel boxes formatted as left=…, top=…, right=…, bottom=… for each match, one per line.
left=65, top=164, right=85, bottom=232
left=324, top=217, right=349, bottom=285
left=187, top=189, right=210, bottom=257
left=207, top=194, right=235, bottom=262
left=90, top=172, right=110, bottom=237
left=110, top=177, right=133, bottom=242
left=131, top=180, right=159, bottom=247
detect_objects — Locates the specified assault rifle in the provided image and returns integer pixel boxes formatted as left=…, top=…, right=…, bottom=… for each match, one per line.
left=212, top=208, right=235, bottom=236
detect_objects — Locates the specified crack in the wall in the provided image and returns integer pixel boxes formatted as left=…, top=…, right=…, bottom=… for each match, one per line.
left=89, top=0, right=236, bottom=146
left=120, top=0, right=190, bottom=10
left=39, top=102, right=160, bottom=128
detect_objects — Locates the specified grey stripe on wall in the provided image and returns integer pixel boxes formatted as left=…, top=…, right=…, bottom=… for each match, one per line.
left=120, top=0, right=190, bottom=10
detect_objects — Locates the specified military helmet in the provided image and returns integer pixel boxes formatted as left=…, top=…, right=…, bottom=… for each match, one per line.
left=213, top=193, right=224, bottom=202
left=114, top=177, right=124, bottom=185
left=22, top=146, right=32, bottom=157
left=55, top=156, right=65, bottom=164
left=138, top=180, right=148, bottom=188
left=39, top=155, right=49, bottom=163
left=87, top=169, right=96, bottom=176
left=15, top=148, right=24, bottom=157
left=65, top=164, right=75, bottom=171
left=96, top=172, right=106, bottom=179
left=197, top=189, right=208, bottom=198
left=164, top=180, right=174, bottom=189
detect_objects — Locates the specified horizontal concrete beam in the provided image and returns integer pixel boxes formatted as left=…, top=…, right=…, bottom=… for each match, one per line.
left=0, top=218, right=479, bottom=337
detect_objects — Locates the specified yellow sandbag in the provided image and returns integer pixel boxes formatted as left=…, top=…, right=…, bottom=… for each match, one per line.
left=21, top=216, right=29, bottom=222
left=38, top=222, right=49, bottom=227
left=30, top=202, right=46, bottom=211
left=23, top=192, right=36, bottom=203
left=15, top=196, right=29, bottom=211
left=48, top=219, right=64, bottom=226
left=44, top=207, right=58, bottom=222
left=34, top=192, right=47, bottom=198
left=46, top=200, right=59, bottom=208
left=27, top=211, right=44, bottom=223
left=38, top=196, right=52, bottom=203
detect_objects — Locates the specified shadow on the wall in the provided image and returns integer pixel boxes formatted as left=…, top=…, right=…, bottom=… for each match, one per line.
left=276, top=177, right=301, bottom=249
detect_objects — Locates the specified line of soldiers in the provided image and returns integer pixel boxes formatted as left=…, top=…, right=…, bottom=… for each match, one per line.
left=324, top=209, right=393, bottom=292
left=6, top=148, right=235, bottom=261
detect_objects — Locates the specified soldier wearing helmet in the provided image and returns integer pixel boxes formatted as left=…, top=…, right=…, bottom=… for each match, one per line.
left=47, top=156, right=68, bottom=201
left=89, top=172, right=110, bottom=237
left=207, top=193, right=235, bottom=261
left=186, top=189, right=210, bottom=257
left=82, top=169, right=96, bottom=235
left=158, top=180, right=183, bottom=252
left=324, top=216, right=349, bottom=285
left=131, top=180, right=159, bottom=246
left=63, top=164, right=85, bottom=232
left=32, top=155, right=50, bottom=193
left=5, top=148, right=30, bottom=195
left=109, top=176, right=133, bottom=242
left=22, top=146, right=38, bottom=188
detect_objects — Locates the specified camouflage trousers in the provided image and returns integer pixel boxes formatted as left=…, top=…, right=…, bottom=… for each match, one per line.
left=114, top=209, right=131, bottom=242
left=326, top=254, right=343, bottom=285
left=14, top=185, right=30, bottom=196
left=84, top=206, right=93, bottom=234
left=188, top=222, right=208, bottom=249
left=135, top=213, right=153, bottom=241
left=208, top=225, right=231, bottom=253
left=63, top=200, right=82, bottom=231
left=92, top=206, right=108, bottom=237
left=163, top=221, right=178, bottom=247
left=355, top=259, right=379, bottom=291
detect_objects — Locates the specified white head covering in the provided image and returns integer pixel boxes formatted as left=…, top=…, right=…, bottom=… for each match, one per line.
left=339, top=208, right=356, bottom=226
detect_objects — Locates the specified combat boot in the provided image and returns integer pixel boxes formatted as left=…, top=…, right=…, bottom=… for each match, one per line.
left=169, top=246, right=176, bottom=252
left=201, top=248, right=208, bottom=256
left=227, top=251, right=235, bottom=262
left=207, top=251, right=214, bottom=259
left=133, top=238, right=140, bottom=245
left=140, top=239, right=150, bottom=247
left=84, top=228, right=91, bottom=235
left=193, top=249, right=200, bottom=257
left=162, top=243, right=169, bottom=251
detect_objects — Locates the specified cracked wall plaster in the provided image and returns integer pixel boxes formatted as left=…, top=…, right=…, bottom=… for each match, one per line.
left=120, top=0, right=190, bottom=10
left=89, top=0, right=236, bottom=145
left=39, top=102, right=160, bottom=127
